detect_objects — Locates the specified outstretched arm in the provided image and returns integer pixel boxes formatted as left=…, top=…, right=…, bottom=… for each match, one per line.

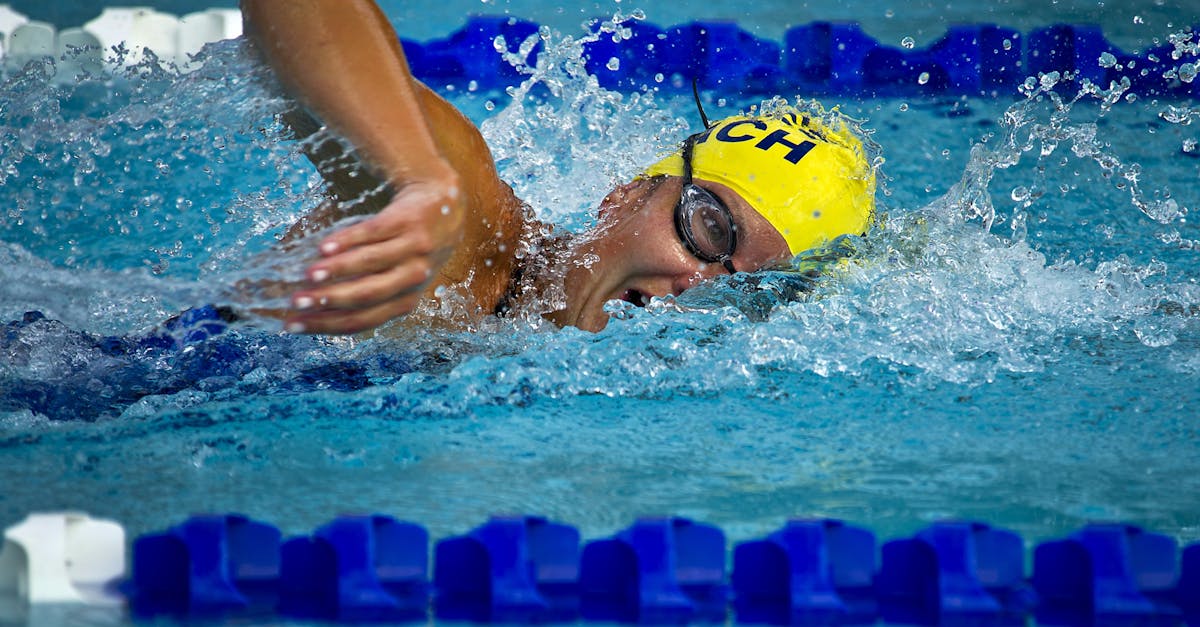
left=241, top=0, right=523, bottom=334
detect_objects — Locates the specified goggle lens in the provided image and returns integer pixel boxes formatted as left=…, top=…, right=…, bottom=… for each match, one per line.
left=679, top=185, right=736, bottom=262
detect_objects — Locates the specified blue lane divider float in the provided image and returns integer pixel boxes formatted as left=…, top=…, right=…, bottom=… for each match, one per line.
left=278, top=515, right=429, bottom=621
left=580, top=517, right=728, bottom=623
left=397, top=16, right=1200, bottom=99
left=876, top=521, right=1033, bottom=624
left=104, top=514, right=1200, bottom=623
left=1033, top=523, right=1182, bottom=623
left=434, top=515, right=579, bottom=622
left=732, top=519, right=876, bottom=623
left=126, top=513, right=280, bottom=616
left=1183, top=544, right=1200, bottom=617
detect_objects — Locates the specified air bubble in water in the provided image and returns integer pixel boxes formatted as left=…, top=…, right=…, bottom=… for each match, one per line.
left=1133, top=15, right=1144, bottom=24
left=654, top=72, right=664, bottom=83
left=1011, top=185, right=1031, bottom=202
left=899, top=102, right=909, bottom=111
left=918, top=72, right=930, bottom=85
left=1002, top=39, right=1013, bottom=51
left=885, top=9, right=895, bottom=18
left=901, top=36, right=915, bottom=49
left=1098, top=52, right=1118, bottom=68
left=1184, top=138, right=1197, bottom=153
left=606, top=57, right=620, bottom=71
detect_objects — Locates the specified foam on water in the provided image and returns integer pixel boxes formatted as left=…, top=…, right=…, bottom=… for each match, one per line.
left=0, top=15, right=1198, bottom=548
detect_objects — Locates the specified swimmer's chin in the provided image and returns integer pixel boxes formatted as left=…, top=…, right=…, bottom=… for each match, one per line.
left=553, top=311, right=608, bottom=333
left=549, top=301, right=610, bottom=333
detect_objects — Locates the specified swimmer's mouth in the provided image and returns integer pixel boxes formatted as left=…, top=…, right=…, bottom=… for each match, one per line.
left=620, top=289, right=650, bottom=307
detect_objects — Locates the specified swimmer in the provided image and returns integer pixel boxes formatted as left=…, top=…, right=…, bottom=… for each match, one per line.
left=239, top=0, right=875, bottom=334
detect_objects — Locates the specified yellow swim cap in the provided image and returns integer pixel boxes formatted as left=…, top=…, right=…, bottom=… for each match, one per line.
left=644, top=110, right=876, bottom=256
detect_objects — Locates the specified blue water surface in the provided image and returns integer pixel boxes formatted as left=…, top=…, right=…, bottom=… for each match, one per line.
left=0, top=1, right=1198, bottom=601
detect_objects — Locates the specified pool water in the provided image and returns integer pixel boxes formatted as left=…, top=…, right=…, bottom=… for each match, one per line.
left=0, top=0, right=1198, bottom=604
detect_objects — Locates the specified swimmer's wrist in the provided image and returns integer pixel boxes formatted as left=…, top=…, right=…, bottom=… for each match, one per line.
left=387, top=160, right=460, bottom=198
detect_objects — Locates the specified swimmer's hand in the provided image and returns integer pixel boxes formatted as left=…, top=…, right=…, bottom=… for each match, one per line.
left=284, top=168, right=464, bottom=335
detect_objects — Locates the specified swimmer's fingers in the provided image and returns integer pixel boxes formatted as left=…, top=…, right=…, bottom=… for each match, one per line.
left=283, top=292, right=424, bottom=335
left=315, top=177, right=463, bottom=258
left=291, top=261, right=433, bottom=315
left=303, top=233, right=433, bottom=286
left=291, top=171, right=464, bottom=335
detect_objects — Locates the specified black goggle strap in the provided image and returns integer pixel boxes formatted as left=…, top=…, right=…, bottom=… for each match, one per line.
left=680, top=134, right=696, bottom=184
left=691, top=78, right=711, bottom=129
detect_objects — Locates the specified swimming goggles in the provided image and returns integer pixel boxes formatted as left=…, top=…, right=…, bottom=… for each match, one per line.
left=674, top=132, right=739, bottom=274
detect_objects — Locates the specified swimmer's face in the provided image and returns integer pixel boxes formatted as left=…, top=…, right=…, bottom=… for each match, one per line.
left=550, top=175, right=792, bottom=332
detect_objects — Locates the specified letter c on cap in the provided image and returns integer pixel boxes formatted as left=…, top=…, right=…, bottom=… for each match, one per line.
left=715, top=119, right=768, bottom=143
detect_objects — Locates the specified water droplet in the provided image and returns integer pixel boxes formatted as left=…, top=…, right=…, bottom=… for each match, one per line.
left=941, top=149, right=950, bottom=157
left=1184, top=138, right=1197, bottom=153
left=898, top=102, right=909, bottom=111
left=1179, top=63, right=1198, bottom=83
left=901, top=36, right=915, bottom=49
left=484, top=100, right=495, bottom=111
left=885, top=9, right=895, bottom=18
left=1135, top=320, right=1177, bottom=347
left=467, top=80, right=478, bottom=92
left=1011, top=185, right=1031, bottom=202
left=1098, top=52, right=1118, bottom=68
left=606, top=57, right=620, bottom=71
left=440, top=205, right=451, bottom=215
left=492, top=35, right=507, bottom=53
left=1133, top=15, right=1144, bottom=24
left=917, top=72, right=930, bottom=85
left=1002, top=39, right=1013, bottom=51
left=654, top=72, right=664, bottom=83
